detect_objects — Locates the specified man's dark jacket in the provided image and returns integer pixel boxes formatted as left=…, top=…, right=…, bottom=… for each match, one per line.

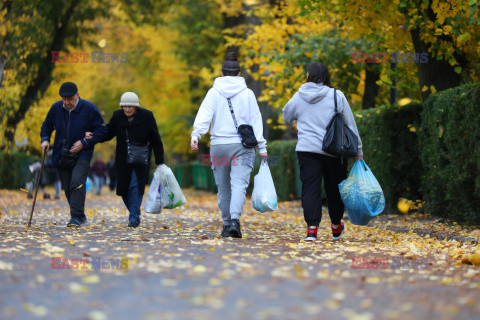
left=40, top=98, right=107, bottom=169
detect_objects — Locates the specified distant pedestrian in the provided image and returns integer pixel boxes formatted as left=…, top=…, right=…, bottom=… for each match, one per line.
left=190, top=52, right=267, bottom=238
left=91, top=156, right=107, bottom=195
left=283, top=62, right=363, bottom=241
left=26, top=161, right=50, bottom=199
left=107, top=156, right=117, bottom=191
left=86, top=92, right=164, bottom=228
left=40, top=82, right=107, bottom=227
left=45, top=150, right=62, bottom=199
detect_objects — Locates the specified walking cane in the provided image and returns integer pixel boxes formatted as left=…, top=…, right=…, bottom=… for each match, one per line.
left=27, top=150, right=47, bottom=227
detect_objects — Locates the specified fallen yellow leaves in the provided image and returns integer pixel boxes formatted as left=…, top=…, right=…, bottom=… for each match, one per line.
left=364, top=276, right=381, bottom=284
left=89, top=311, right=107, bottom=320
left=461, top=253, right=480, bottom=266
left=0, top=260, right=13, bottom=270
left=193, top=265, right=208, bottom=273
left=1, top=188, right=480, bottom=320
left=23, top=303, right=48, bottom=317
left=82, top=274, right=100, bottom=284
left=68, top=282, right=90, bottom=294
left=271, top=265, right=309, bottom=278
left=469, top=229, right=480, bottom=238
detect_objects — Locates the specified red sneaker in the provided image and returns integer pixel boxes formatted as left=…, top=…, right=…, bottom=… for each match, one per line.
left=306, top=226, right=318, bottom=241
left=332, top=222, right=345, bottom=240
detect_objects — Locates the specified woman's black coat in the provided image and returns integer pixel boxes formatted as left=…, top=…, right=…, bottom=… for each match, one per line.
left=104, top=108, right=164, bottom=197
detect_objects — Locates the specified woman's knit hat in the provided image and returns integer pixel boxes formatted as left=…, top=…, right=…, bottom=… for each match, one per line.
left=119, top=92, right=140, bottom=107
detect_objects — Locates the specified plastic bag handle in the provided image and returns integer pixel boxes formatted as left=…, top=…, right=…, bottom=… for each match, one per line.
left=359, top=159, right=369, bottom=172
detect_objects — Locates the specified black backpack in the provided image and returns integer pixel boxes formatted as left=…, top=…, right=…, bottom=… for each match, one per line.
left=322, top=89, right=358, bottom=158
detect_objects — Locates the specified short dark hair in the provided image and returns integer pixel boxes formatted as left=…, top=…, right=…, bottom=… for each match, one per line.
left=306, top=62, right=330, bottom=86
left=222, top=52, right=240, bottom=76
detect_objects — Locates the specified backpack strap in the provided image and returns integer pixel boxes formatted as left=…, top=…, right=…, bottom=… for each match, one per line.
left=334, top=88, right=337, bottom=113
left=227, top=98, right=239, bottom=132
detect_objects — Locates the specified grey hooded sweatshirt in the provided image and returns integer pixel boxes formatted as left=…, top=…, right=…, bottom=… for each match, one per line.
left=283, top=82, right=363, bottom=157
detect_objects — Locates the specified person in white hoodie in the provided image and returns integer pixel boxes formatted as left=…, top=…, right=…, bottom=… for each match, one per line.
left=283, top=62, right=363, bottom=241
left=191, top=52, right=267, bottom=238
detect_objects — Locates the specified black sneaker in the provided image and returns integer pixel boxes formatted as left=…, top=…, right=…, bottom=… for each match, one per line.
left=332, top=222, right=345, bottom=240
left=229, top=219, right=242, bottom=238
left=128, top=219, right=140, bottom=228
left=221, top=225, right=230, bottom=237
left=67, top=216, right=87, bottom=228
left=306, top=226, right=318, bottom=241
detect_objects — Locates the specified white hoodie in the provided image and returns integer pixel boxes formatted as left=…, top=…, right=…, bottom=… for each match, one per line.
left=191, top=76, right=267, bottom=154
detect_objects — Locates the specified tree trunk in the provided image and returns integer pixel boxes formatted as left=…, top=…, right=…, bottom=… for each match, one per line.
left=410, top=28, right=463, bottom=101
left=222, top=9, right=245, bottom=54
left=0, top=0, right=13, bottom=88
left=0, top=59, right=5, bottom=88
left=4, top=0, right=80, bottom=144
left=408, top=1, right=465, bottom=101
left=362, top=64, right=380, bottom=109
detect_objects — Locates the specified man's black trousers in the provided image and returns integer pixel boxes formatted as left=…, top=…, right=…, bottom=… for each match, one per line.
left=57, top=160, right=90, bottom=219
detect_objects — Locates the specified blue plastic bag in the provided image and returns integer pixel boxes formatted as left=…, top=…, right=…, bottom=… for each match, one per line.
left=86, top=177, right=92, bottom=192
left=338, top=160, right=385, bottom=225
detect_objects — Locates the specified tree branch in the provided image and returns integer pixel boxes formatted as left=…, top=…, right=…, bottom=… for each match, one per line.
left=4, top=0, right=81, bottom=143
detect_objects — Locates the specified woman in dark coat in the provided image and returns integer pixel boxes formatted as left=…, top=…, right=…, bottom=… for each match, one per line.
left=87, top=92, right=164, bottom=227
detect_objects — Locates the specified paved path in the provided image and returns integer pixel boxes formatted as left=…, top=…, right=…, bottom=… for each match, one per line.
left=0, top=189, right=479, bottom=320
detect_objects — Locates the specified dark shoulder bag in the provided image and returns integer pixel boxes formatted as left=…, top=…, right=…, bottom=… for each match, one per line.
left=125, top=127, right=149, bottom=167
left=58, top=114, right=79, bottom=168
left=322, top=88, right=358, bottom=159
left=227, top=98, right=258, bottom=148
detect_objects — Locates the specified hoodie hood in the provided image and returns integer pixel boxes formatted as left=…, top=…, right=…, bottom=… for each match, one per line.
left=298, top=82, right=330, bottom=104
left=213, top=76, right=247, bottom=99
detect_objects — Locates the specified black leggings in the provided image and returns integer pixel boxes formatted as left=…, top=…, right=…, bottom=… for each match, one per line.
left=297, top=152, right=348, bottom=226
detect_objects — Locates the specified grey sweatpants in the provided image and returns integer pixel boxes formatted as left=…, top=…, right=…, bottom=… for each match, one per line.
left=210, top=143, right=255, bottom=225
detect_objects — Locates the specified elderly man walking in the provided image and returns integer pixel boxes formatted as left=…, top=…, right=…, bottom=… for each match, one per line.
left=40, top=82, right=107, bottom=227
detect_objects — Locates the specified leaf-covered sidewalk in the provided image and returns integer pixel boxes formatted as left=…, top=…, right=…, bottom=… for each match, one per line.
left=1, top=189, right=479, bottom=320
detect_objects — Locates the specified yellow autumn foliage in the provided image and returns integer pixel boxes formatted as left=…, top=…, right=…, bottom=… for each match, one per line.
left=15, top=5, right=194, bottom=160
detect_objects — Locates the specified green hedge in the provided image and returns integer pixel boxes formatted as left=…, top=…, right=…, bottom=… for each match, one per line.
left=172, top=162, right=194, bottom=188
left=354, top=103, right=423, bottom=210
left=191, top=161, right=216, bottom=193
left=419, top=82, right=480, bottom=223
left=0, top=151, right=39, bottom=189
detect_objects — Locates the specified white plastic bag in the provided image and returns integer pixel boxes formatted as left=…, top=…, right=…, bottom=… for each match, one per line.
left=145, top=167, right=162, bottom=214
left=158, top=164, right=187, bottom=209
left=252, top=161, right=278, bottom=212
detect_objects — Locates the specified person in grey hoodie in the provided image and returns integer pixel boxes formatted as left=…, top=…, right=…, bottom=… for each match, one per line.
left=283, top=62, right=363, bottom=241
left=191, top=52, right=267, bottom=238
